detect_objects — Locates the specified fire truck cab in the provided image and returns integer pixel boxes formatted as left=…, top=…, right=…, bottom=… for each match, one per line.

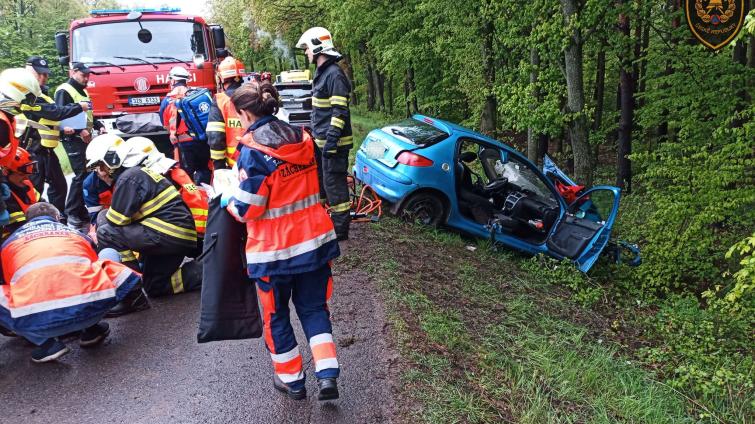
left=54, top=8, right=226, bottom=139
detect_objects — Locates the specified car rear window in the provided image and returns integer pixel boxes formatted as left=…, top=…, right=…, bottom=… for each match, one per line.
left=381, top=119, right=449, bottom=146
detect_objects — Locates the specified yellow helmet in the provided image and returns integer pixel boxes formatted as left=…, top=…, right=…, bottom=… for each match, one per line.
left=0, top=68, right=41, bottom=105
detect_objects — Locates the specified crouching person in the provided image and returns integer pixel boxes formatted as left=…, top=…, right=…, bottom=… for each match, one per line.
left=225, top=83, right=341, bottom=401
left=0, top=202, right=141, bottom=363
left=87, top=134, right=200, bottom=316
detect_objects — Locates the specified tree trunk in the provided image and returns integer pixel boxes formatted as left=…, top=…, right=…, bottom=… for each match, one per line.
left=366, top=61, right=376, bottom=111
left=538, top=134, right=550, bottom=162
left=375, top=69, right=386, bottom=111
left=479, top=14, right=497, bottom=135
left=560, top=0, right=593, bottom=185
left=342, top=54, right=358, bottom=106
left=291, top=47, right=299, bottom=70
left=387, top=75, right=394, bottom=115
left=406, top=66, right=418, bottom=115
left=527, top=47, right=540, bottom=163
left=617, top=1, right=634, bottom=193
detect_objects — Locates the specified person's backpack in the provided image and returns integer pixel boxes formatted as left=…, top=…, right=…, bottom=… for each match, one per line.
left=176, top=88, right=213, bottom=142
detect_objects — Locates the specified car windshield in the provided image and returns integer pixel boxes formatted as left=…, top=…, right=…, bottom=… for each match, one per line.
left=496, top=155, right=559, bottom=207
left=381, top=119, right=449, bottom=146
left=276, top=84, right=312, bottom=99
left=72, top=21, right=207, bottom=65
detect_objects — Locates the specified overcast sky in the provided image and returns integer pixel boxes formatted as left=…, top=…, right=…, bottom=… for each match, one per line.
left=116, top=1, right=209, bottom=17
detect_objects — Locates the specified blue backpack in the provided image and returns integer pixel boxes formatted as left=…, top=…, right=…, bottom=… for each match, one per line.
left=176, top=88, right=213, bottom=141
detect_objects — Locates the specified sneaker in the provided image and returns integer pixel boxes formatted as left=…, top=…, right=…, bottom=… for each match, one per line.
left=80, top=322, right=110, bottom=348
left=106, top=287, right=150, bottom=318
left=31, top=338, right=70, bottom=363
left=273, top=374, right=307, bottom=400
left=317, top=378, right=339, bottom=401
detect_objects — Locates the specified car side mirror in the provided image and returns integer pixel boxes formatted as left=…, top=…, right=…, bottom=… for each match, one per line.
left=211, top=25, right=226, bottom=50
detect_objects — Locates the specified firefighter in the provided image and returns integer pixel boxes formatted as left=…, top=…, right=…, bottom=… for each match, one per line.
left=0, top=147, right=41, bottom=240
left=296, top=27, right=353, bottom=241
left=55, top=62, right=106, bottom=233
left=0, top=68, right=42, bottom=225
left=89, top=135, right=200, bottom=315
left=225, top=83, right=341, bottom=401
left=207, top=56, right=246, bottom=169
left=23, top=56, right=90, bottom=214
left=83, top=167, right=113, bottom=225
left=159, top=66, right=211, bottom=185
left=0, top=202, right=140, bottom=363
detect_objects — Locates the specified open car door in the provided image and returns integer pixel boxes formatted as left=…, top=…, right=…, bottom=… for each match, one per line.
left=546, top=186, right=621, bottom=272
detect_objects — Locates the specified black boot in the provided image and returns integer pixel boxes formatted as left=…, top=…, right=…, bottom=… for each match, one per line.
left=106, top=286, right=150, bottom=317
left=317, top=378, right=339, bottom=401
left=273, top=374, right=307, bottom=400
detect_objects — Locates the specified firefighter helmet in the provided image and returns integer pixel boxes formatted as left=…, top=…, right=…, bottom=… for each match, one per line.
left=2, top=147, right=37, bottom=174
left=85, top=134, right=129, bottom=169
left=217, top=56, right=245, bottom=82
left=122, top=136, right=176, bottom=173
left=0, top=68, right=41, bottom=106
left=169, top=66, right=191, bottom=81
left=296, top=27, right=340, bottom=57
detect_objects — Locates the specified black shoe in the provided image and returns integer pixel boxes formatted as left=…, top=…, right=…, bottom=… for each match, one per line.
left=106, top=288, right=150, bottom=318
left=80, top=322, right=110, bottom=348
left=317, top=378, right=339, bottom=401
left=273, top=374, right=307, bottom=400
left=31, top=338, right=70, bottom=363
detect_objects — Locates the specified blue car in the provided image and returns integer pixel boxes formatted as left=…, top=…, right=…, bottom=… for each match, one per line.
left=353, top=115, right=626, bottom=272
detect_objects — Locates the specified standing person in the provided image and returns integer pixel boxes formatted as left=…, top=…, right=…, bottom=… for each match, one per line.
left=159, top=66, right=210, bottom=185
left=55, top=62, right=106, bottom=233
left=296, top=27, right=353, bottom=241
left=225, top=83, right=341, bottom=401
left=206, top=56, right=246, bottom=169
left=23, top=56, right=90, bottom=214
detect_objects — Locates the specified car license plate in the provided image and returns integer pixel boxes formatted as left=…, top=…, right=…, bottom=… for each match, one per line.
left=128, top=96, right=160, bottom=106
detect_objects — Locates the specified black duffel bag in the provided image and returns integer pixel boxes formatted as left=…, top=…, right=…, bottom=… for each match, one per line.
left=196, top=196, right=262, bottom=343
left=115, top=113, right=165, bottom=135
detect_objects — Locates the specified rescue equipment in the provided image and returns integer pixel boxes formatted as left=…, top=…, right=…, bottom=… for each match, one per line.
left=176, top=88, right=213, bottom=142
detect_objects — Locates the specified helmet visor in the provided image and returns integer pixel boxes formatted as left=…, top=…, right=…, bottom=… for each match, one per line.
left=18, top=160, right=38, bottom=175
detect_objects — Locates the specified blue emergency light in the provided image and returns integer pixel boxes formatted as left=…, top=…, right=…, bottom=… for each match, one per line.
left=90, top=7, right=181, bottom=15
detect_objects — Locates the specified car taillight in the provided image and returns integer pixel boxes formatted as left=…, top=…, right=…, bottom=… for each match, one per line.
left=396, top=151, right=433, bottom=167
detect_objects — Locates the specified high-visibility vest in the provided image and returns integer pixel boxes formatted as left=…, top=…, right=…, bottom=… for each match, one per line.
left=8, top=180, right=40, bottom=226
left=168, top=167, right=208, bottom=235
left=0, top=112, right=19, bottom=167
left=35, top=94, right=62, bottom=148
left=0, top=217, right=141, bottom=334
left=210, top=92, right=244, bottom=166
left=55, top=82, right=93, bottom=129
left=163, top=87, right=193, bottom=144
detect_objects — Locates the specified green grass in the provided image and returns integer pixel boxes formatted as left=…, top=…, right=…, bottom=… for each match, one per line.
left=366, top=218, right=699, bottom=423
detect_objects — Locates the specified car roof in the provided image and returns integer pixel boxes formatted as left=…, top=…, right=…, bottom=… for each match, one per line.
left=414, top=115, right=505, bottom=147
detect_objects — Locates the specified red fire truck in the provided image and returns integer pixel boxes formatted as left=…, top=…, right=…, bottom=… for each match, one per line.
left=54, top=8, right=226, bottom=141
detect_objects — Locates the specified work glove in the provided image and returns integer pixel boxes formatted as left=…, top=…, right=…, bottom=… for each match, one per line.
left=322, top=138, right=338, bottom=159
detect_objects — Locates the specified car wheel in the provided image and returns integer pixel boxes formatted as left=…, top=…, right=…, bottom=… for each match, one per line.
left=400, top=193, right=445, bottom=227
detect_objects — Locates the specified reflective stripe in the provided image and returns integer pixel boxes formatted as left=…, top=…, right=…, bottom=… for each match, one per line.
left=331, top=117, right=345, bottom=129
left=315, top=357, right=340, bottom=372
left=141, top=217, right=197, bottom=242
left=170, top=268, right=184, bottom=294
left=330, top=95, right=348, bottom=107
left=277, top=372, right=304, bottom=384
left=190, top=208, right=208, bottom=216
left=312, top=97, right=331, bottom=108
left=9, top=212, right=25, bottom=224
left=118, top=250, right=137, bottom=262
left=106, top=208, right=131, bottom=225
left=314, top=138, right=327, bottom=148
left=133, top=186, right=180, bottom=220
left=271, top=347, right=300, bottom=363
left=233, top=187, right=267, bottom=207
left=87, top=205, right=103, bottom=213
left=261, top=194, right=320, bottom=220
left=310, top=333, right=334, bottom=346
left=207, top=122, right=226, bottom=132
left=10, top=255, right=90, bottom=285
left=210, top=149, right=226, bottom=160
left=330, top=201, right=351, bottom=213
left=226, top=146, right=237, bottom=155
left=246, top=230, right=336, bottom=263
left=7, top=288, right=116, bottom=318
left=314, top=136, right=353, bottom=148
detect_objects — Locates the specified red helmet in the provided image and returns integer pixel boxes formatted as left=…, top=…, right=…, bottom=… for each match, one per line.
left=3, top=147, right=37, bottom=174
left=217, top=56, right=245, bottom=82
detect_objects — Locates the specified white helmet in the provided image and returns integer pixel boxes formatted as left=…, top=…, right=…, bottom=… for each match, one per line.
left=86, top=134, right=129, bottom=169
left=123, top=136, right=176, bottom=174
left=169, top=66, right=191, bottom=81
left=0, top=68, right=41, bottom=105
left=296, top=27, right=340, bottom=57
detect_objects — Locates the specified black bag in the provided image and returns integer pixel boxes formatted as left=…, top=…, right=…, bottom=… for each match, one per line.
left=196, top=196, right=262, bottom=343
left=115, top=113, right=165, bottom=135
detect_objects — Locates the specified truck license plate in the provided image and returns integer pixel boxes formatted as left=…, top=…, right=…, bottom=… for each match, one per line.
left=128, top=96, right=160, bottom=106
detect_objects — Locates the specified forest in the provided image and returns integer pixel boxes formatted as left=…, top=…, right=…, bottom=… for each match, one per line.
left=1, top=0, right=753, bottom=421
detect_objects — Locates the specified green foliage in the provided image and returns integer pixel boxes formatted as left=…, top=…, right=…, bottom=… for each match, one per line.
left=521, top=256, right=604, bottom=307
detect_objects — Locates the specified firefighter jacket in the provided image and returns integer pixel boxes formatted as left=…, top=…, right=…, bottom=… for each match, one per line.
left=167, top=167, right=208, bottom=236
left=207, top=82, right=243, bottom=166
left=2, top=179, right=40, bottom=239
left=160, top=84, right=194, bottom=144
left=0, top=216, right=141, bottom=344
left=311, top=56, right=353, bottom=154
left=54, top=78, right=104, bottom=136
left=21, top=91, right=83, bottom=150
left=83, top=171, right=113, bottom=224
left=105, top=166, right=197, bottom=246
left=227, top=116, right=340, bottom=278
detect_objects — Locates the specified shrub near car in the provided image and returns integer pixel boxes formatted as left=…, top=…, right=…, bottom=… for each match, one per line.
left=353, top=115, right=622, bottom=272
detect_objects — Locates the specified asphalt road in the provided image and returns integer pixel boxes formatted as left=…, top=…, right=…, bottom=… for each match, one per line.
left=0, top=237, right=395, bottom=424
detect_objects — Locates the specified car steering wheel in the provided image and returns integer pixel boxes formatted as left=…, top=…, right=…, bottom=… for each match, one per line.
left=483, top=177, right=508, bottom=194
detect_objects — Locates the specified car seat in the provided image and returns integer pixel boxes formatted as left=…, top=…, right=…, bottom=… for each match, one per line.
left=456, top=151, right=496, bottom=224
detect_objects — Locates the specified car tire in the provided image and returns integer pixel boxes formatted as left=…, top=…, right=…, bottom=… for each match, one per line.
left=399, top=192, right=446, bottom=227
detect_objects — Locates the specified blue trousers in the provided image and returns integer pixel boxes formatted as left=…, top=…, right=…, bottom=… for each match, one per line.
left=255, top=263, right=339, bottom=389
